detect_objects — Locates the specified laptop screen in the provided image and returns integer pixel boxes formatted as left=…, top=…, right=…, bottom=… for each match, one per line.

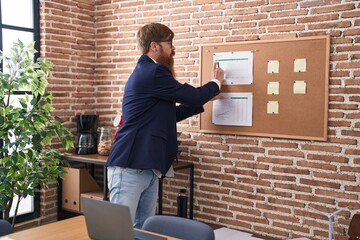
left=81, top=197, right=166, bottom=240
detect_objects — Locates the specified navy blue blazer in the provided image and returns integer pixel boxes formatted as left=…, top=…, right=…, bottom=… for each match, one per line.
left=106, top=55, right=220, bottom=175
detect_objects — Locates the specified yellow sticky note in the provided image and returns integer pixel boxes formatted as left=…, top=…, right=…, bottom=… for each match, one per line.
left=267, top=60, right=279, bottom=73
left=294, top=58, right=306, bottom=72
left=294, top=80, right=306, bottom=94
left=267, top=101, right=279, bottom=114
left=267, top=82, right=279, bottom=95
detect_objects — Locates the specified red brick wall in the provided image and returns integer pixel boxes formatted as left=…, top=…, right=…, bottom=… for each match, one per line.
left=37, top=0, right=360, bottom=239
left=41, top=0, right=96, bottom=130
left=36, top=0, right=97, bottom=227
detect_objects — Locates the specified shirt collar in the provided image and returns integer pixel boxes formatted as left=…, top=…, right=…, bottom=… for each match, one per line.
left=148, top=55, right=157, bottom=63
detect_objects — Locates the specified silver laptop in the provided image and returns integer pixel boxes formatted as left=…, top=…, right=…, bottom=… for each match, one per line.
left=81, top=197, right=166, bottom=240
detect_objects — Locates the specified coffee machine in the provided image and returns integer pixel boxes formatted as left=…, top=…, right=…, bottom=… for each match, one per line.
left=75, top=114, right=98, bottom=154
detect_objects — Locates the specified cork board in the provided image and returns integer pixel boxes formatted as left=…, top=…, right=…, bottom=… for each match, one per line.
left=199, top=36, right=330, bottom=141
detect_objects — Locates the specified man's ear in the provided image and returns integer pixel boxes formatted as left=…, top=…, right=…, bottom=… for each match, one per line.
left=150, top=42, right=158, bottom=53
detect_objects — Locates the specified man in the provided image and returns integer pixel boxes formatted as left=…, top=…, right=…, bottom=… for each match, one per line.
left=106, top=22, right=224, bottom=228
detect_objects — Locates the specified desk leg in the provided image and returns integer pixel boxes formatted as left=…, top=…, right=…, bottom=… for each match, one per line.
left=190, top=165, right=194, bottom=219
left=158, top=178, right=163, bottom=215
left=90, top=164, right=95, bottom=177
left=103, top=166, right=108, bottom=201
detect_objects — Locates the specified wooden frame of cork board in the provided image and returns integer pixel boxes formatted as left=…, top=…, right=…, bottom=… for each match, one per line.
left=199, top=35, right=330, bottom=141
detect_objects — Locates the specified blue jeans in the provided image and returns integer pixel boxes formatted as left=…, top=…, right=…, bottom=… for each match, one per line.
left=107, top=166, right=159, bottom=228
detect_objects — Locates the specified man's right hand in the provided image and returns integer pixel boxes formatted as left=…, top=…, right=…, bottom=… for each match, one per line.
left=213, top=62, right=224, bottom=85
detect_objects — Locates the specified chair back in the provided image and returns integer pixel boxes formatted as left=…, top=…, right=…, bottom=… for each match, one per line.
left=142, top=215, right=215, bottom=240
left=0, top=219, right=13, bottom=236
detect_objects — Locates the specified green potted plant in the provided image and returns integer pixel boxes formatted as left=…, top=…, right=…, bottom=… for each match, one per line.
left=0, top=40, right=73, bottom=227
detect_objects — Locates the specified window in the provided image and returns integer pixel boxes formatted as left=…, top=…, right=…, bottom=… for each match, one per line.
left=0, top=0, right=40, bottom=222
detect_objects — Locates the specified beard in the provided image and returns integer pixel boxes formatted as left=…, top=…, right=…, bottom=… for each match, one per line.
left=157, top=48, right=176, bottom=77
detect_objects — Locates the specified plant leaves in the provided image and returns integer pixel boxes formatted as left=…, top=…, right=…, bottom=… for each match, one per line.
left=0, top=39, right=73, bottom=222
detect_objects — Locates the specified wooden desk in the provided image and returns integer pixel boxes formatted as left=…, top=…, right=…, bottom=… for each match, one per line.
left=0, top=216, right=179, bottom=240
left=62, top=154, right=194, bottom=218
